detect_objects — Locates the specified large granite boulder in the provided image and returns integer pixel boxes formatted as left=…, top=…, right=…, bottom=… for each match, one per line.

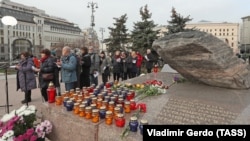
left=152, top=30, right=250, bottom=89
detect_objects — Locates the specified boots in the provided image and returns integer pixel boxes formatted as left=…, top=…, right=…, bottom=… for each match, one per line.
left=21, top=90, right=31, bottom=104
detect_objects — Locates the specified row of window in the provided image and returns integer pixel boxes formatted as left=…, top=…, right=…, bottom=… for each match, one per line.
left=13, top=24, right=35, bottom=32
left=213, top=32, right=235, bottom=37
left=45, top=36, right=78, bottom=43
left=12, top=31, right=35, bottom=38
left=199, top=29, right=235, bottom=36
left=50, top=42, right=74, bottom=47
left=50, top=27, right=80, bottom=35
left=12, top=5, right=33, bottom=13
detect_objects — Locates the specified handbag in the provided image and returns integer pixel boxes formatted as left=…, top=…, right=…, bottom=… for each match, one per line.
left=42, top=73, right=54, bottom=80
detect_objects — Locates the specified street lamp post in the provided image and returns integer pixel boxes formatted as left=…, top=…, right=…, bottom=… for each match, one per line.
left=100, top=27, right=105, bottom=51
left=87, top=1, right=98, bottom=48
left=0, top=16, right=17, bottom=113
left=1, top=16, right=17, bottom=65
left=87, top=1, right=98, bottom=29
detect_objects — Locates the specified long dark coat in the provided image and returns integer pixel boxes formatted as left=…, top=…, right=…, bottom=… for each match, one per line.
left=145, top=53, right=156, bottom=70
left=16, top=57, right=37, bottom=92
left=111, top=56, right=122, bottom=73
left=51, top=57, right=60, bottom=87
left=80, top=53, right=91, bottom=88
left=38, top=57, right=58, bottom=89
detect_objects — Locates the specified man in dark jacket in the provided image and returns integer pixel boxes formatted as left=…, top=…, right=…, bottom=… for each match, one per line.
left=80, top=47, right=91, bottom=88
left=51, top=52, right=61, bottom=96
left=144, top=49, right=156, bottom=73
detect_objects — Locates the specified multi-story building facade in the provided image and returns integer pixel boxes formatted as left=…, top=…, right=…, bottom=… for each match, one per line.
left=156, top=22, right=240, bottom=53
left=0, top=0, right=84, bottom=61
left=186, top=22, right=240, bottom=53
left=240, top=16, right=250, bottom=53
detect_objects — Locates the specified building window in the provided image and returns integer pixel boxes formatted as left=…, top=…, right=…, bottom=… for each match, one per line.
left=1, top=37, right=4, bottom=44
left=1, top=46, right=4, bottom=53
left=13, top=31, right=15, bottom=37
left=232, top=37, right=234, bottom=40
left=232, top=33, right=234, bottom=36
left=231, top=43, right=234, bottom=47
left=0, top=30, right=3, bottom=35
left=215, top=33, right=217, bottom=36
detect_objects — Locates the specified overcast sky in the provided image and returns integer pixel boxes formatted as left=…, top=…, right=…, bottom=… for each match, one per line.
left=11, top=0, right=250, bottom=39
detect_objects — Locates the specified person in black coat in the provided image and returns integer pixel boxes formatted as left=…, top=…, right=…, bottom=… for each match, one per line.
left=80, top=47, right=91, bottom=88
left=33, top=49, right=58, bottom=102
left=51, top=52, right=61, bottom=96
left=144, top=49, right=156, bottom=73
left=111, top=50, right=122, bottom=82
left=120, top=52, right=128, bottom=80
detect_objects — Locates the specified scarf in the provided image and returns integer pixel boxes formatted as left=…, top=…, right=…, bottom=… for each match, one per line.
left=115, top=55, right=120, bottom=59
left=40, top=56, right=49, bottom=63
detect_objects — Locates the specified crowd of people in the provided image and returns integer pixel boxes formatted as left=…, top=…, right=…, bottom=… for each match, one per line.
left=14, top=46, right=160, bottom=104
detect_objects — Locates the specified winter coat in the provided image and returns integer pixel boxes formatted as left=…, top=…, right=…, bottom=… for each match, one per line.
left=131, top=57, right=138, bottom=73
left=126, top=55, right=133, bottom=69
left=61, top=54, right=77, bottom=83
left=100, top=57, right=111, bottom=74
left=16, top=57, right=37, bottom=92
left=120, top=57, right=128, bottom=73
left=111, top=56, right=122, bottom=73
left=80, top=53, right=91, bottom=88
left=51, top=57, right=60, bottom=87
left=145, top=53, right=156, bottom=69
left=89, top=53, right=100, bottom=74
left=38, top=57, right=58, bottom=89
left=136, top=53, right=143, bottom=67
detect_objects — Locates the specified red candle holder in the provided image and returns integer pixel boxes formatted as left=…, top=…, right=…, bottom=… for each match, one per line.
left=115, top=114, right=125, bottom=127
left=105, top=82, right=111, bottom=89
left=137, top=103, right=147, bottom=113
left=130, top=99, right=137, bottom=110
left=47, top=82, right=56, bottom=103
left=126, top=92, right=133, bottom=101
left=153, top=65, right=158, bottom=73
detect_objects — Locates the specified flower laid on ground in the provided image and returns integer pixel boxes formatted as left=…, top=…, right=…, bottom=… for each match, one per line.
left=135, top=85, right=165, bottom=101
left=0, top=105, right=52, bottom=141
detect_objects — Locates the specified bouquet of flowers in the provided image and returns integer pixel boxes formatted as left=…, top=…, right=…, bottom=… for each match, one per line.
left=0, top=105, right=52, bottom=141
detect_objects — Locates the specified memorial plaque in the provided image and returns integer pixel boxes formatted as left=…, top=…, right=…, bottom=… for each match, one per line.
left=156, top=97, right=239, bottom=124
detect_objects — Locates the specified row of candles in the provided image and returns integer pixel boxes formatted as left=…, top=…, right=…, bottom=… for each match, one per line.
left=53, top=82, right=148, bottom=134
